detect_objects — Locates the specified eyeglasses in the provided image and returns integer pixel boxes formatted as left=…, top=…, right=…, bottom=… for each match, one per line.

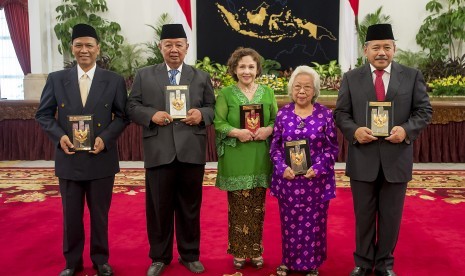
left=293, top=85, right=313, bottom=92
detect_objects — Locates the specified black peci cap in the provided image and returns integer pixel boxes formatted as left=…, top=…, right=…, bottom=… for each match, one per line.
left=160, top=24, right=187, bottom=40
left=72, top=23, right=99, bottom=42
left=365, top=24, right=395, bottom=42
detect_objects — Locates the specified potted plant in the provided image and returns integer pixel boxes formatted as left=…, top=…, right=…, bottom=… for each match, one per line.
left=54, top=0, right=124, bottom=68
left=416, top=0, right=465, bottom=84
left=355, top=7, right=392, bottom=67
left=144, top=13, right=173, bottom=66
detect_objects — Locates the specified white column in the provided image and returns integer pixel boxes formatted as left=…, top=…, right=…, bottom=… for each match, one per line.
left=25, top=0, right=53, bottom=100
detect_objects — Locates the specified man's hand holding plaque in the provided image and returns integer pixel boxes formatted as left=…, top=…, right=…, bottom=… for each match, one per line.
left=181, top=109, right=202, bottom=126
left=60, top=135, right=75, bottom=155
left=89, top=137, right=105, bottom=154
left=385, top=126, right=407, bottom=143
left=354, top=127, right=378, bottom=144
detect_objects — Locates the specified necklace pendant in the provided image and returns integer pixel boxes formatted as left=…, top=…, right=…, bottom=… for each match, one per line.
left=297, top=120, right=305, bottom=129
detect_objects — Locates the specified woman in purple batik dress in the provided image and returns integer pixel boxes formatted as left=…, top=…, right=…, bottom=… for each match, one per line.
left=270, top=66, right=339, bottom=276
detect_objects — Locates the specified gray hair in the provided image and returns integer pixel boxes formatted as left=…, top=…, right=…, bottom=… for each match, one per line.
left=287, top=65, right=321, bottom=104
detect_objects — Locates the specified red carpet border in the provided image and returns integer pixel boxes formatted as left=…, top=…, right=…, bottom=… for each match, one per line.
left=1, top=168, right=464, bottom=204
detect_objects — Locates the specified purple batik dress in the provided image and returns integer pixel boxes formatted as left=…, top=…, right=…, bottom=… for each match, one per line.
left=270, top=102, right=339, bottom=271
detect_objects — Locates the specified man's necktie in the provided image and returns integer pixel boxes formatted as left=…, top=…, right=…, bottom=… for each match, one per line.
left=79, top=74, right=90, bottom=106
left=374, top=70, right=385, bottom=101
left=169, top=69, right=179, bottom=85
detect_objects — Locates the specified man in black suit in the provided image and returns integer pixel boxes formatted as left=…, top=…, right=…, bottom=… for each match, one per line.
left=126, top=24, right=215, bottom=276
left=36, top=24, right=128, bottom=276
left=334, top=24, right=432, bottom=276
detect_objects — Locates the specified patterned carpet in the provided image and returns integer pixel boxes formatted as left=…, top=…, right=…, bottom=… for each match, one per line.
left=0, top=168, right=464, bottom=204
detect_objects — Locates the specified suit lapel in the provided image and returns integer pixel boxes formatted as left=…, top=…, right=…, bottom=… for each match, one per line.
left=360, top=64, right=378, bottom=102
left=385, top=62, right=402, bottom=101
left=83, top=67, right=107, bottom=113
left=156, top=63, right=171, bottom=89
left=64, top=66, right=84, bottom=112
left=180, top=63, right=193, bottom=85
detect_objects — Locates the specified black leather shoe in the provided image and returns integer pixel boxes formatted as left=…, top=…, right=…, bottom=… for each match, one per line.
left=92, top=263, right=113, bottom=276
left=350, top=266, right=371, bottom=276
left=147, top=262, right=165, bottom=276
left=59, top=265, right=84, bottom=276
left=178, top=257, right=205, bottom=273
left=375, top=269, right=397, bottom=276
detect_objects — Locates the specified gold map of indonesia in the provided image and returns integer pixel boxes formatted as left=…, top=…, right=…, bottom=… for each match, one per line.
left=216, top=2, right=336, bottom=42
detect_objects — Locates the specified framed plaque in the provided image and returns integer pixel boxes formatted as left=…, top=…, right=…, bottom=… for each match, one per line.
left=366, top=101, right=394, bottom=137
left=240, top=104, right=264, bottom=132
left=284, top=139, right=311, bottom=175
left=166, top=85, right=190, bottom=119
left=67, top=115, right=94, bottom=151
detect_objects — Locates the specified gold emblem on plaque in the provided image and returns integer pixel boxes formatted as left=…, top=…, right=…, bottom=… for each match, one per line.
left=171, top=89, right=185, bottom=111
left=246, top=115, right=259, bottom=130
left=373, top=111, right=387, bottom=127
left=74, top=129, right=88, bottom=143
left=291, top=148, right=304, bottom=166
left=171, top=97, right=185, bottom=111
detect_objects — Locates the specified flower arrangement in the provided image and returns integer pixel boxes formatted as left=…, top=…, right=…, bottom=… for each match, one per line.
left=256, top=74, right=289, bottom=95
left=428, top=75, right=465, bottom=96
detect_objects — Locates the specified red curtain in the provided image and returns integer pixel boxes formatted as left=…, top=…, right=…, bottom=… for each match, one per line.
left=0, top=0, right=31, bottom=75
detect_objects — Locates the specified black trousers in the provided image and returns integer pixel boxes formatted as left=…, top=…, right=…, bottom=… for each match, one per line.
left=145, top=159, right=204, bottom=264
left=59, top=176, right=114, bottom=268
left=350, top=169, right=407, bottom=271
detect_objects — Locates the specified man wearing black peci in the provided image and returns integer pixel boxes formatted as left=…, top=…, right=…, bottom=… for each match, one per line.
left=126, top=24, right=215, bottom=276
left=36, top=24, right=128, bottom=276
left=334, top=24, right=432, bottom=276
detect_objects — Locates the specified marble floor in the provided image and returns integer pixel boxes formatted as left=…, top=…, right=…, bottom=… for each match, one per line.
left=0, top=160, right=464, bottom=170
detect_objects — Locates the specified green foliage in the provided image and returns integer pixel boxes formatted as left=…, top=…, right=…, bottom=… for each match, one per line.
left=110, top=43, right=145, bottom=89
left=256, top=74, right=288, bottom=95
left=110, top=43, right=144, bottom=79
left=311, top=60, right=342, bottom=90
left=195, top=57, right=234, bottom=91
left=54, top=0, right=124, bottom=67
left=356, top=7, right=392, bottom=47
left=420, top=53, right=465, bottom=82
left=416, top=0, right=465, bottom=61
left=428, top=75, right=465, bottom=96
left=353, top=6, right=391, bottom=67
left=394, top=49, right=428, bottom=69
left=260, top=56, right=281, bottom=75
left=145, top=13, right=173, bottom=66
left=355, top=56, right=367, bottom=68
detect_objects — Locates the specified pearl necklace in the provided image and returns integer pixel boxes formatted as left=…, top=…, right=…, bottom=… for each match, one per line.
left=238, top=83, right=257, bottom=94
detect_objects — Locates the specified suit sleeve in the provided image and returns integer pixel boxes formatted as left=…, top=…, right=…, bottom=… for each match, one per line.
left=126, top=69, right=159, bottom=128
left=333, top=72, right=359, bottom=143
left=98, top=75, right=129, bottom=150
left=400, top=70, right=432, bottom=141
left=35, top=73, right=66, bottom=148
left=196, top=71, right=216, bottom=126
